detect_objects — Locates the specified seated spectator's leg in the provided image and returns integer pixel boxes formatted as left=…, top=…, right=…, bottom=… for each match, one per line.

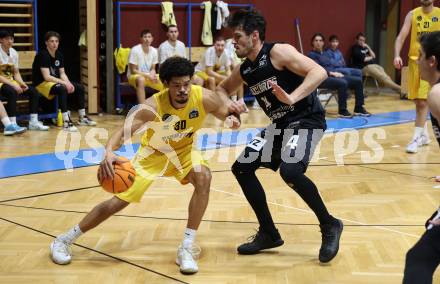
left=72, top=82, right=96, bottom=126
left=403, top=226, right=440, bottom=284
left=319, top=77, right=349, bottom=114
left=1, top=84, right=18, bottom=124
left=207, top=77, right=216, bottom=91
left=344, top=75, right=365, bottom=112
left=366, top=64, right=402, bottom=93
left=144, top=74, right=164, bottom=91
left=128, top=74, right=146, bottom=104
left=349, top=68, right=363, bottom=78
left=27, top=87, right=49, bottom=131
left=135, top=76, right=146, bottom=104
left=192, top=74, right=204, bottom=87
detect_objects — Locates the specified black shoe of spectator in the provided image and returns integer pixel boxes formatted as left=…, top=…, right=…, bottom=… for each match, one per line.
left=319, top=219, right=343, bottom=263
left=354, top=107, right=371, bottom=117
left=338, top=109, right=353, bottom=118
left=237, top=229, right=284, bottom=255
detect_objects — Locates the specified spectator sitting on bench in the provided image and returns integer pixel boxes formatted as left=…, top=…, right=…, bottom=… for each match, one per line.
left=193, top=36, right=231, bottom=91
left=308, top=33, right=370, bottom=118
left=0, top=97, right=26, bottom=136
left=0, top=30, right=46, bottom=133
left=32, top=31, right=96, bottom=132
left=351, top=33, right=402, bottom=94
left=325, top=34, right=362, bottom=78
left=158, top=25, right=187, bottom=65
left=128, top=29, right=164, bottom=104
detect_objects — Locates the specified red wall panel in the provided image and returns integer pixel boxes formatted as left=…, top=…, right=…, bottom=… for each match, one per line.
left=117, top=0, right=255, bottom=48
left=254, top=0, right=366, bottom=59
left=116, top=0, right=366, bottom=61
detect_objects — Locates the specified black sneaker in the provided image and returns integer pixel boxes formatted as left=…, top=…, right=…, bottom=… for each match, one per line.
left=338, top=109, right=353, bottom=118
left=354, top=107, right=371, bottom=117
left=319, top=219, right=343, bottom=263
left=237, top=229, right=284, bottom=255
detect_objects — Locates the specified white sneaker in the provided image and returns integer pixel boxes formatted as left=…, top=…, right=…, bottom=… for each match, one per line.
left=63, top=120, right=78, bottom=132
left=176, top=245, right=198, bottom=274
left=50, top=238, right=72, bottom=265
left=78, top=115, right=97, bottom=126
left=406, top=138, right=420, bottom=153
left=420, top=135, right=431, bottom=146
left=29, top=121, right=49, bottom=131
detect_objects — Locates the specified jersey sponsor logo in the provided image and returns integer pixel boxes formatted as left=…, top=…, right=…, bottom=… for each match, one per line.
left=433, top=16, right=439, bottom=22
left=417, top=15, right=422, bottom=21
left=268, top=105, right=295, bottom=121
left=242, top=66, right=251, bottom=75
left=189, top=108, right=199, bottom=119
left=55, top=60, right=60, bottom=67
left=259, top=54, right=267, bottom=67
left=249, top=76, right=277, bottom=96
left=162, top=113, right=171, bottom=121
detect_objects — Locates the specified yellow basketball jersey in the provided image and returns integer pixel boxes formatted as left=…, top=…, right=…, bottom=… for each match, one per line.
left=141, top=85, right=206, bottom=151
left=409, top=6, right=440, bottom=60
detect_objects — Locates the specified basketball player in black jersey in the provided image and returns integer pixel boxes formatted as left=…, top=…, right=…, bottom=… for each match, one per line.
left=216, top=9, right=343, bottom=263
left=403, top=31, right=440, bottom=284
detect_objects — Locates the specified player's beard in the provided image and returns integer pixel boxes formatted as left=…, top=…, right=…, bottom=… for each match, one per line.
left=175, top=92, right=188, bottom=104
left=235, top=38, right=253, bottom=58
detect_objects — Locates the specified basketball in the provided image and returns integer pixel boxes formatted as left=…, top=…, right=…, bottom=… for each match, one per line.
left=99, top=157, right=136, bottom=194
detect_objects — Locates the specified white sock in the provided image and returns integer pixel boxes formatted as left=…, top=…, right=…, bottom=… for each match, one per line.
left=423, top=122, right=430, bottom=138
left=62, top=112, right=69, bottom=122
left=78, top=109, right=86, bottom=117
left=58, top=224, right=83, bottom=244
left=30, top=113, right=38, bottom=124
left=413, top=126, right=424, bottom=140
left=1, top=117, right=11, bottom=127
left=231, top=95, right=238, bottom=101
left=182, top=228, right=197, bottom=248
left=10, top=117, right=16, bottom=124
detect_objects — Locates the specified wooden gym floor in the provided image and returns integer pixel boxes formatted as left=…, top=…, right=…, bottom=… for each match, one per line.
left=0, top=92, right=439, bottom=283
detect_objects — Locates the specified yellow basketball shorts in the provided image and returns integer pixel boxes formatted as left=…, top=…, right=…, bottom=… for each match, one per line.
left=0, top=79, right=19, bottom=89
left=195, top=71, right=209, bottom=82
left=35, top=81, right=57, bottom=100
left=116, top=146, right=209, bottom=203
left=128, top=74, right=164, bottom=91
left=408, top=59, right=430, bottom=100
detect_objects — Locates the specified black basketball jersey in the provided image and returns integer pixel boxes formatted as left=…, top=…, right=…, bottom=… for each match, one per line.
left=240, top=43, right=325, bottom=127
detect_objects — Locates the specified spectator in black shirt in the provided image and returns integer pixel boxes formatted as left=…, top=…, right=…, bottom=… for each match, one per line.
left=32, top=31, right=96, bottom=132
left=351, top=33, right=401, bottom=94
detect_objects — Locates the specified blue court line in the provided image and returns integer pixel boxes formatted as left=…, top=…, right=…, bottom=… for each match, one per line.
left=0, top=110, right=418, bottom=179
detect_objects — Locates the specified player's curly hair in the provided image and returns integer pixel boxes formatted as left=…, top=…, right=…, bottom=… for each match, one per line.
left=159, top=56, right=194, bottom=83
left=227, top=9, right=266, bottom=41
left=420, top=31, right=440, bottom=72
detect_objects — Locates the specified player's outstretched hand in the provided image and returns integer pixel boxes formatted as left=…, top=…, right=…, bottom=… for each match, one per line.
left=228, top=100, right=247, bottom=115
left=269, top=80, right=294, bottom=105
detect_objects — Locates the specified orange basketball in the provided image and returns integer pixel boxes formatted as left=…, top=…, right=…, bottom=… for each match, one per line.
left=99, top=157, right=136, bottom=194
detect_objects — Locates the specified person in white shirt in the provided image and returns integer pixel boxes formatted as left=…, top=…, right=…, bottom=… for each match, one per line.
left=0, top=30, right=47, bottom=134
left=128, top=29, right=164, bottom=104
left=158, top=25, right=187, bottom=64
left=193, top=36, right=231, bottom=91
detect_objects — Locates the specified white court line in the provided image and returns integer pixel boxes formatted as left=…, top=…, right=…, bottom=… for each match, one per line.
left=159, top=176, right=420, bottom=238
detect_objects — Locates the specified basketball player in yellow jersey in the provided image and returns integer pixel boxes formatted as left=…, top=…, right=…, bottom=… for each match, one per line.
left=49, top=57, right=244, bottom=274
left=394, top=0, right=440, bottom=153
